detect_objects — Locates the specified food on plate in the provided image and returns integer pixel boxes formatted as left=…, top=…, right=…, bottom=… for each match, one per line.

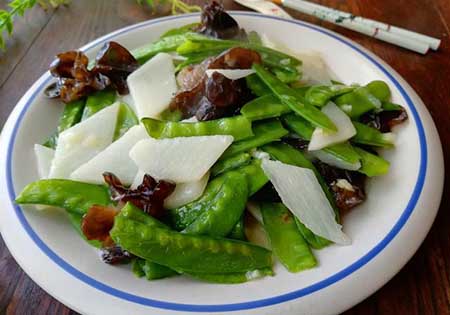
left=15, top=2, right=408, bottom=284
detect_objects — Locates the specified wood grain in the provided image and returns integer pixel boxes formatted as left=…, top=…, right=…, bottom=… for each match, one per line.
left=0, top=0, right=449, bottom=314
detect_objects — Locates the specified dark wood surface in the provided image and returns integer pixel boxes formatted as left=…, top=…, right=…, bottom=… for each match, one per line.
left=0, top=0, right=449, bottom=314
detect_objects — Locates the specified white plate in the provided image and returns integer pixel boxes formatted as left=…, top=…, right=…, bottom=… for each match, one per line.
left=0, top=12, right=444, bottom=315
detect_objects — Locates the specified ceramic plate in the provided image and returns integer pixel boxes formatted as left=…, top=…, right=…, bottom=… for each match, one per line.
left=0, top=12, right=444, bottom=315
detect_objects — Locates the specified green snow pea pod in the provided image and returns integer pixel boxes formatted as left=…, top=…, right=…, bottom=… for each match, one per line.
left=160, top=23, right=200, bottom=38
left=382, top=101, right=404, bottom=111
left=131, top=258, right=146, bottom=278
left=186, top=268, right=273, bottom=284
left=174, top=50, right=223, bottom=72
left=133, top=258, right=178, bottom=280
left=366, top=80, right=391, bottom=102
left=141, top=116, right=253, bottom=141
left=124, top=203, right=269, bottom=283
left=82, top=89, right=116, bottom=119
left=334, top=85, right=381, bottom=118
left=221, top=119, right=289, bottom=160
left=159, top=109, right=183, bottom=122
left=272, top=67, right=300, bottom=84
left=261, top=203, right=316, bottom=272
left=132, top=33, right=192, bottom=64
left=245, top=74, right=270, bottom=97
left=110, top=216, right=273, bottom=273
left=113, top=103, right=138, bottom=140
left=237, top=160, right=269, bottom=196
left=282, top=114, right=361, bottom=166
left=67, top=212, right=102, bottom=248
left=240, top=94, right=290, bottom=121
left=176, top=39, right=231, bottom=55
left=253, top=64, right=337, bottom=132
left=43, top=99, right=86, bottom=148
left=15, top=179, right=111, bottom=215
left=352, top=121, right=395, bottom=148
left=183, top=171, right=248, bottom=237
left=183, top=33, right=301, bottom=68
left=354, top=147, right=390, bottom=177
left=294, top=216, right=331, bottom=249
left=211, top=152, right=251, bottom=177
left=228, top=214, right=247, bottom=241
left=168, top=174, right=226, bottom=230
left=305, top=85, right=356, bottom=107
left=120, top=203, right=179, bottom=278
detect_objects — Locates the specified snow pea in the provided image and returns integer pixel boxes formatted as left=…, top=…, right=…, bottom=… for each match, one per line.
left=253, top=64, right=337, bottom=132
left=272, top=67, right=300, bottom=84
left=160, top=23, right=200, bottom=38
left=110, top=215, right=273, bottom=273
left=305, top=85, right=356, bottom=107
left=352, top=121, right=395, bottom=148
left=141, top=116, right=253, bottom=141
left=261, top=203, right=316, bottom=272
left=220, top=119, right=289, bottom=159
left=334, top=85, right=382, bottom=118
left=282, top=114, right=361, bottom=166
left=124, top=203, right=269, bottom=283
left=114, top=103, right=138, bottom=140
left=366, top=80, right=391, bottom=102
left=237, top=159, right=269, bottom=196
left=186, top=268, right=273, bottom=284
left=82, top=89, right=116, bottom=119
left=228, top=214, right=246, bottom=241
left=132, top=33, right=192, bottom=64
left=240, top=94, right=290, bottom=121
left=181, top=33, right=301, bottom=70
left=168, top=174, right=226, bottom=230
left=245, top=74, right=270, bottom=97
left=294, top=216, right=331, bottom=249
left=174, top=50, right=223, bottom=72
left=211, top=152, right=251, bottom=177
left=132, top=258, right=146, bottom=278
left=382, top=101, right=404, bottom=111
left=43, top=99, right=86, bottom=149
left=15, top=179, right=111, bottom=215
left=159, top=108, right=183, bottom=122
left=132, top=258, right=178, bottom=280
left=120, top=203, right=179, bottom=278
left=354, top=147, right=390, bottom=177
left=182, top=171, right=248, bottom=237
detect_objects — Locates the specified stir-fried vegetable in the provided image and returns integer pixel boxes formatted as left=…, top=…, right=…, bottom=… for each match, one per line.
left=142, top=116, right=253, bottom=141
left=253, top=64, right=337, bottom=132
left=17, top=4, right=409, bottom=284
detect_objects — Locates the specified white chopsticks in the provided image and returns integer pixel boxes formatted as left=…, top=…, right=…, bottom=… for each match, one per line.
left=272, top=0, right=440, bottom=54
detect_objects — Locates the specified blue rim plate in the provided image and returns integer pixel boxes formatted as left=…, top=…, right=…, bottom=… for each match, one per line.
left=0, top=12, right=444, bottom=314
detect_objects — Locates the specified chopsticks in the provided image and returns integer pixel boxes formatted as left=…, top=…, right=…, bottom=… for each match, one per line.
left=271, top=0, right=440, bottom=54
left=237, top=0, right=441, bottom=54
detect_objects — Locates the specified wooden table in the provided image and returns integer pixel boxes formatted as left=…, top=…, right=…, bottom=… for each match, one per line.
left=0, top=0, right=449, bottom=314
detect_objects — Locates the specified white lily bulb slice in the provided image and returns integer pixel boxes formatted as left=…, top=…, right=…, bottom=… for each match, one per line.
left=34, top=144, right=55, bottom=179
left=70, top=125, right=148, bottom=185
left=297, top=51, right=333, bottom=85
left=48, top=103, right=119, bottom=179
left=164, top=172, right=210, bottom=209
left=129, top=135, right=233, bottom=183
left=310, top=150, right=361, bottom=171
left=127, top=52, right=177, bottom=119
left=205, top=69, right=255, bottom=80
left=261, top=159, right=351, bottom=245
left=308, top=102, right=356, bottom=151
